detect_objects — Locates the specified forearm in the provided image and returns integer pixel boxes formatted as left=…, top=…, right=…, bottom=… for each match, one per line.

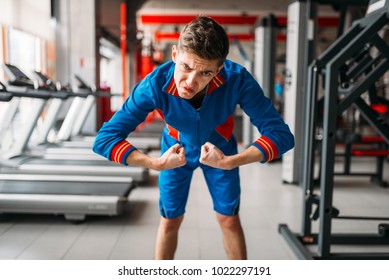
left=125, top=143, right=187, bottom=171
left=125, top=150, right=159, bottom=170
left=225, top=146, right=264, bottom=169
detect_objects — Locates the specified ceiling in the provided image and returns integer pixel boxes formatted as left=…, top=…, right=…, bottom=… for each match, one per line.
left=138, top=0, right=340, bottom=16
left=139, top=0, right=371, bottom=14
left=135, top=0, right=345, bottom=46
left=97, top=0, right=370, bottom=56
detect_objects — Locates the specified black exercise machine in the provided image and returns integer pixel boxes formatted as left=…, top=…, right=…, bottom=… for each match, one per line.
left=279, top=0, right=389, bottom=259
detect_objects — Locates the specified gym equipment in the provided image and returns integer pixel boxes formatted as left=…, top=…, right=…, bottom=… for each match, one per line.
left=34, top=72, right=161, bottom=154
left=0, top=85, right=135, bottom=222
left=0, top=64, right=148, bottom=181
left=0, top=91, right=12, bottom=102
left=281, top=0, right=371, bottom=184
left=0, top=174, right=134, bottom=222
left=335, top=133, right=389, bottom=187
left=279, top=0, right=389, bottom=259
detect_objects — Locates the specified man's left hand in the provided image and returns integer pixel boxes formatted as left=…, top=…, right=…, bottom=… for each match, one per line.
left=200, top=142, right=230, bottom=169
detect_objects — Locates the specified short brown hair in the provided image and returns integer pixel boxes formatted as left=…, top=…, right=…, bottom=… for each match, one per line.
left=178, top=16, right=229, bottom=66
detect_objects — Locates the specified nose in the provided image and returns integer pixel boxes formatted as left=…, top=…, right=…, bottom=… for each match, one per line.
left=185, top=72, right=197, bottom=87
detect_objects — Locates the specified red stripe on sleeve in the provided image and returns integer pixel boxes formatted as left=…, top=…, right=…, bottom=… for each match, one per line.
left=255, top=136, right=278, bottom=162
left=110, top=140, right=133, bottom=164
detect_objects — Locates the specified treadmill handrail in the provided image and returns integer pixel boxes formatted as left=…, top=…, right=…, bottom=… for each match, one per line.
left=2, top=87, right=63, bottom=100
left=0, top=92, right=12, bottom=102
left=0, top=173, right=134, bottom=183
left=0, top=81, right=13, bottom=101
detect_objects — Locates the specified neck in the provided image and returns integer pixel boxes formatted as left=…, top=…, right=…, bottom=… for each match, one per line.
left=189, top=84, right=209, bottom=109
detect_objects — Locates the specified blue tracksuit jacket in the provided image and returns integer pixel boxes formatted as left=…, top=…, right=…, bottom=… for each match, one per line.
left=93, top=59, right=294, bottom=166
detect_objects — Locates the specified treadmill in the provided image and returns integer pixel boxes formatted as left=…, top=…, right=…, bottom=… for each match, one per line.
left=29, top=70, right=161, bottom=160
left=0, top=65, right=148, bottom=182
left=0, top=78, right=135, bottom=222
left=44, top=73, right=161, bottom=152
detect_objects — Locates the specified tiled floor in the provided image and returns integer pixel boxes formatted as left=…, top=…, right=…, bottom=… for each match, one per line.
left=0, top=153, right=388, bottom=260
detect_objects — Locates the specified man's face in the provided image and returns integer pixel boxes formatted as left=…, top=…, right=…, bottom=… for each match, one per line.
left=172, top=45, right=223, bottom=99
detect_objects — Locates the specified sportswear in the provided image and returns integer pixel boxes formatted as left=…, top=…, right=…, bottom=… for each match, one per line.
left=93, top=59, right=295, bottom=218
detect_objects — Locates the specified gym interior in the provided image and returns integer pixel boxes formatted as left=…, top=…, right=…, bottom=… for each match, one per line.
left=0, top=0, right=389, bottom=260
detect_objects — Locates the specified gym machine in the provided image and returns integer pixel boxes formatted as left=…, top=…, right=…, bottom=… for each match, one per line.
left=0, top=81, right=135, bottom=222
left=279, top=0, right=389, bottom=259
left=281, top=0, right=371, bottom=184
left=0, top=64, right=148, bottom=181
left=31, top=69, right=160, bottom=153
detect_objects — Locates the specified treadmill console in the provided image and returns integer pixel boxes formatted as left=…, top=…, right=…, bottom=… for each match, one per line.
left=74, top=74, right=89, bottom=89
left=32, top=70, right=49, bottom=84
left=32, top=70, right=59, bottom=91
left=2, top=64, right=34, bottom=87
left=74, top=74, right=94, bottom=91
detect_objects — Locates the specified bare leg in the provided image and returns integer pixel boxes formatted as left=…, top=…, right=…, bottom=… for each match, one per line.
left=216, top=213, right=247, bottom=260
left=155, top=215, right=184, bottom=260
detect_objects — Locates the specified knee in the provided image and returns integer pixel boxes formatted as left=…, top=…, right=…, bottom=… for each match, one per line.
left=159, top=215, right=184, bottom=233
left=216, top=214, right=242, bottom=232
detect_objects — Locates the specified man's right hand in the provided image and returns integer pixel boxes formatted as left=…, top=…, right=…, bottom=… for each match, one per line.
left=154, top=143, right=186, bottom=171
left=125, top=143, right=186, bottom=171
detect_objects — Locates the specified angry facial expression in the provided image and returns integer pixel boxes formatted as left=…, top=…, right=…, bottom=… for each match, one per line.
left=171, top=45, right=223, bottom=99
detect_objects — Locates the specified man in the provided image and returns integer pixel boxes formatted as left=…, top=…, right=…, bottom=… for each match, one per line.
left=93, top=16, right=294, bottom=260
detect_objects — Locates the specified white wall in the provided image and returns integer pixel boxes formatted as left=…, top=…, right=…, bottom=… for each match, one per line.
left=0, top=0, right=96, bottom=86
left=54, top=0, right=96, bottom=134
left=0, top=0, right=53, bottom=41
left=0, top=0, right=54, bottom=78
left=0, top=0, right=97, bottom=134
left=69, top=0, right=96, bottom=86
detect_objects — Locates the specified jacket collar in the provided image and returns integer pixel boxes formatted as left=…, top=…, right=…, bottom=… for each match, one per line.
left=163, top=66, right=226, bottom=97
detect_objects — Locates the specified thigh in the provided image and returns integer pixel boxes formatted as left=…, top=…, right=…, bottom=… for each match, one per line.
left=158, top=163, right=194, bottom=219
left=202, top=165, right=241, bottom=216
left=159, top=131, right=198, bottom=218
left=202, top=135, right=241, bottom=216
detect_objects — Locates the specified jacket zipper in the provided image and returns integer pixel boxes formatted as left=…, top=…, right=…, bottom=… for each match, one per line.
left=182, top=92, right=207, bottom=147
left=196, top=112, right=201, bottom=147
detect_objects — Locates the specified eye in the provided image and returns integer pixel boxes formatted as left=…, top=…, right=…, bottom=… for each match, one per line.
left=202, top=71, right=212, bottom=77
left=182, top=64, right=191, bottom=70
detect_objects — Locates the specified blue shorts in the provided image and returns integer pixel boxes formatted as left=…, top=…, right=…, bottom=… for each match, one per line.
left=158, top=131, right=241, bottom=219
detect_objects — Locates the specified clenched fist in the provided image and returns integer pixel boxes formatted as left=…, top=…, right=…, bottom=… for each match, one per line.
left=200, top=142, right=230, bottom=169
left=156, top=143, right=186, bottom=170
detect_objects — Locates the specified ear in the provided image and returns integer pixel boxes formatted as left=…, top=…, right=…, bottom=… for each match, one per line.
left=172, top=45, right=178, bottom=63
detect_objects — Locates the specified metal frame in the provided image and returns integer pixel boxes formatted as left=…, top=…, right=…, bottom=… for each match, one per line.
left=280, top=0, right=389, bottom=259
